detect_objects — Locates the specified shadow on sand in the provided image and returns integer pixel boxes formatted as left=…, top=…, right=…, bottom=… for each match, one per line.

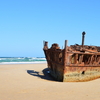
left=27, top=68, right=56, bottom=82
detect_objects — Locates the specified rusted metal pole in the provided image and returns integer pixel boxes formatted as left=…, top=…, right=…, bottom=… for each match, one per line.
left=82, top=31, right=86, bottom=47
left=63, top=40, right=68, bottom=81
left=65, top=40, right=68, bottom=50
left=64, top=40, right=68, bottom=66
left=43, top=41, right=48, bottom=50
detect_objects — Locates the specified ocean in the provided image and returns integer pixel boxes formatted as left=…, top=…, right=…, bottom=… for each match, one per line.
left=0, top=57, right=46, bottom=64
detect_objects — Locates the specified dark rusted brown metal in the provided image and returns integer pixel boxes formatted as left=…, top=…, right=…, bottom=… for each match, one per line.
left=43, top=32, right=100, bottom=82
left=82, top=31, right=86, bottom=47
left=64, top=40, right=68, bottom=65
left=43, top=41, right=48, bottom=50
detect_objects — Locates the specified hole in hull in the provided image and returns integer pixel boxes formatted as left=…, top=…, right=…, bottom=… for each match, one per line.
left=82, top=71, right=85, bottom=75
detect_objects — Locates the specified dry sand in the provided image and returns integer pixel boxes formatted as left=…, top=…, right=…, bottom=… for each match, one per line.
left=0, top=63, right=100, bottom=100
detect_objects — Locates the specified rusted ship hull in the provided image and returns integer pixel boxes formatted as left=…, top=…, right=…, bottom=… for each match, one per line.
left=43, top=32, right=100, bottom=82
left=49, top=65, right=100, bottom=82
left=63, top=66, right=100, bottom=82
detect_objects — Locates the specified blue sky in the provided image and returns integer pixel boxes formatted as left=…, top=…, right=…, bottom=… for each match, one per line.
left=0, top=0, right=100, bottom=57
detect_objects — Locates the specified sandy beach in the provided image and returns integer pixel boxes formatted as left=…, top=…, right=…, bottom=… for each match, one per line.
left=0, top=63, right=100, bottom=100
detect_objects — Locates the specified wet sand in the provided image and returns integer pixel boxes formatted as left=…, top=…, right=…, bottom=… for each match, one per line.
left=0, top=63, right=100, bottom=100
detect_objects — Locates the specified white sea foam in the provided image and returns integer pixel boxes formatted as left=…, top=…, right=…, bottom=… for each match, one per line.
left=0, top=61, right=47, bottom=65
left=0, top=57, right=46, bottom=64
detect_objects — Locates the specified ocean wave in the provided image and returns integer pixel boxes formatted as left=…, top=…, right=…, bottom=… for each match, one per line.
left=0, top=57, right=46, bottom=64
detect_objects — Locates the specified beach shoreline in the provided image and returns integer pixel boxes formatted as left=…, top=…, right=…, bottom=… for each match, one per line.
left=0, top=61, right=47, bottom=65
left=0, top=63, right=100, bottom=100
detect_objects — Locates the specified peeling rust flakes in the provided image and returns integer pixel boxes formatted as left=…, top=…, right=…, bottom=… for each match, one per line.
left=43, top=32, right=100, bottom=82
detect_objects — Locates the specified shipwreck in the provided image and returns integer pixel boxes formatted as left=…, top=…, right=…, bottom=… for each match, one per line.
left=43, top=32, right=100, bottom=82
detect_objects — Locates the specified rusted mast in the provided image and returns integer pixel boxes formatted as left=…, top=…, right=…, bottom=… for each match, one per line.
left=64, top=40, right=68, bottom=67
left=82, top=31, right=86, bottom=47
